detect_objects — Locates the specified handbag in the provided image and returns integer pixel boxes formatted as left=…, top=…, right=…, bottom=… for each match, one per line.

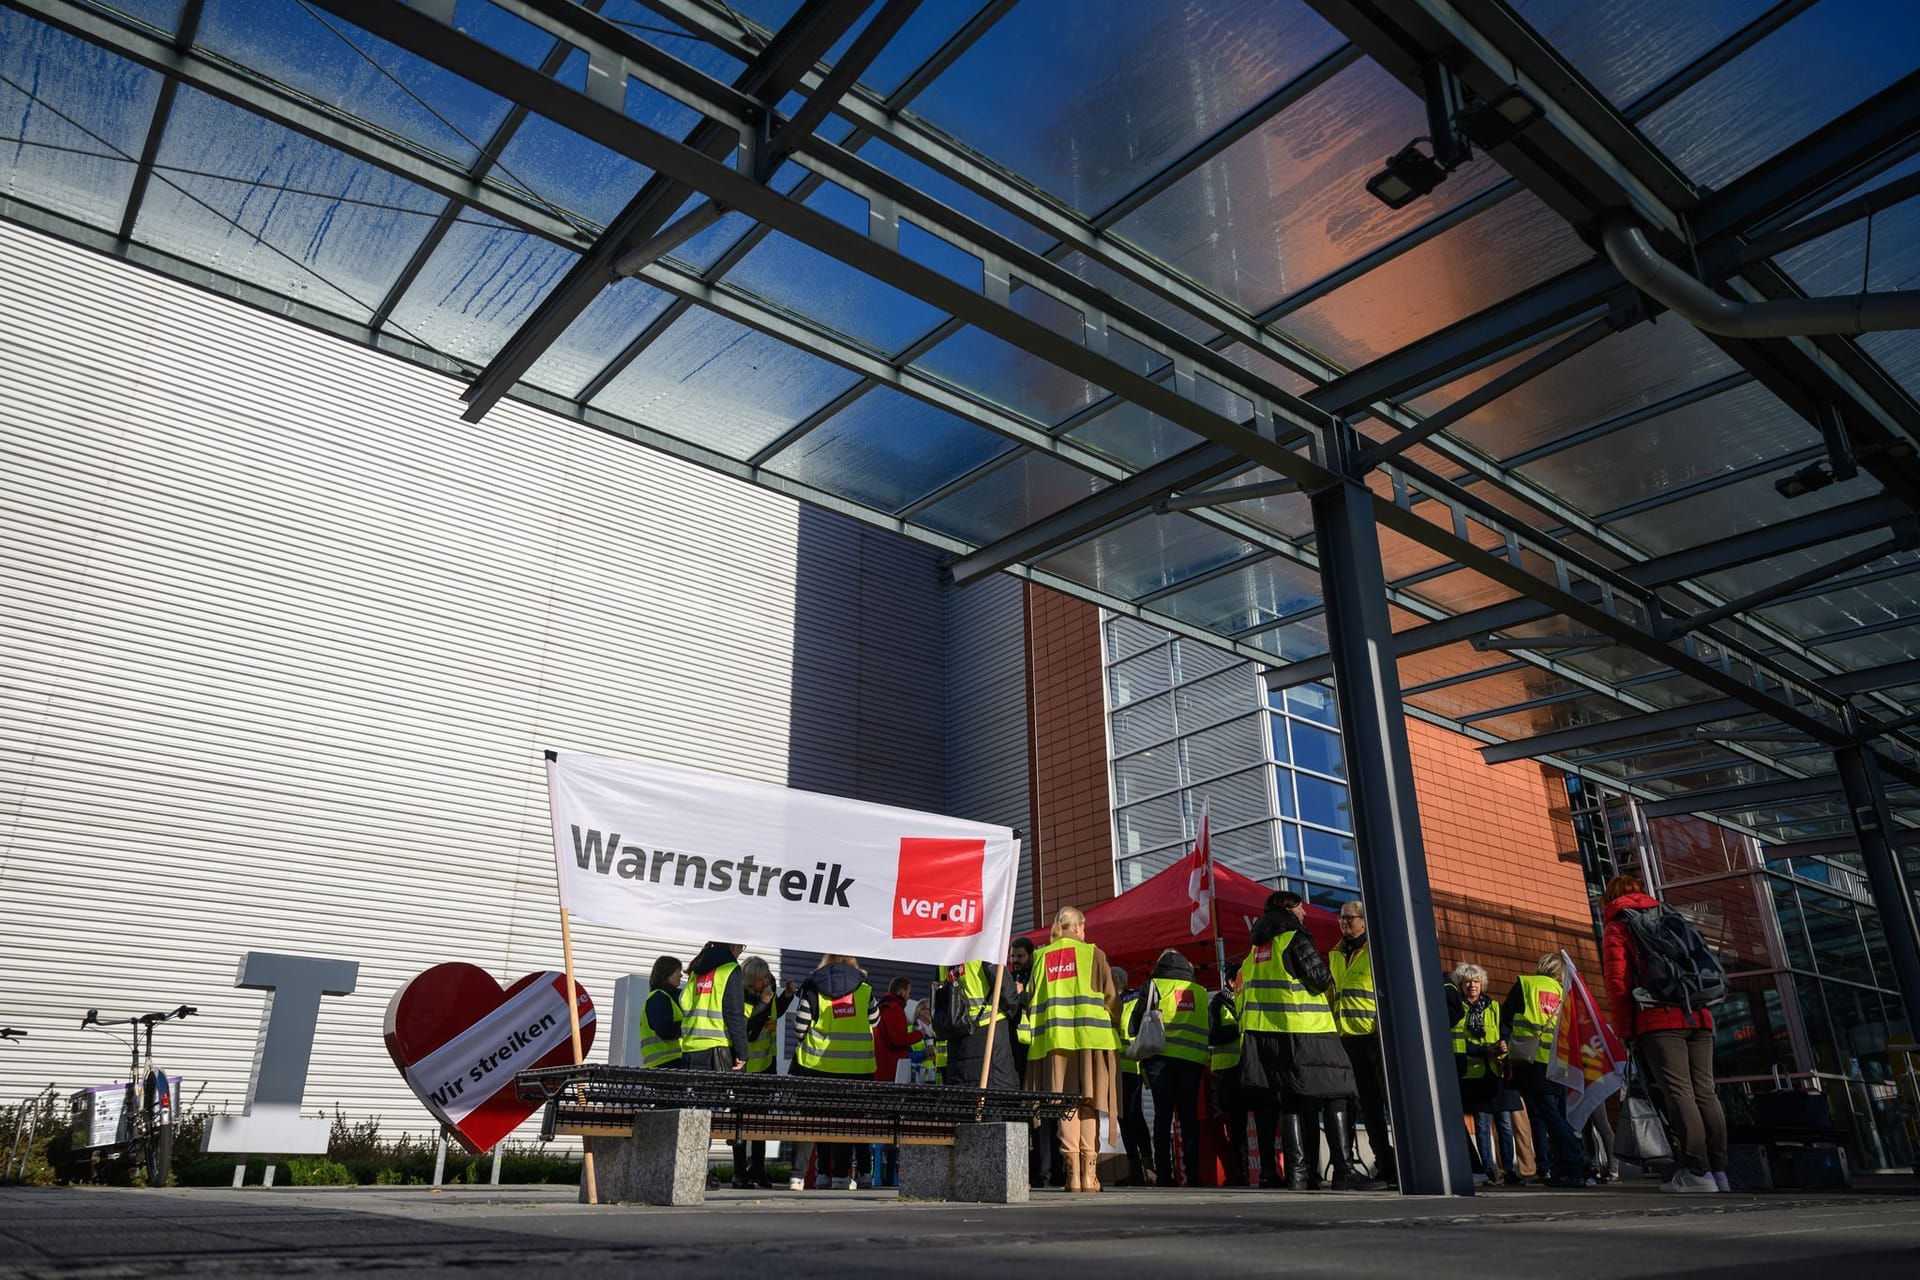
left=1123, top=983, right=1167, bottom=1061
left=1614, top=1061, right=1673, bottom=1164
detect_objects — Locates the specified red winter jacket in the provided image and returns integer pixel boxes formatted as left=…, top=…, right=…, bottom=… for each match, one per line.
left=872, top=992, right=924, bottom=1082
left=1602, top=892, right=1714, bottom=1037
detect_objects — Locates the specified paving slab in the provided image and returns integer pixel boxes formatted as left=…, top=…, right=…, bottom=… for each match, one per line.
left=1, top=1179, right=1916, bottom=1279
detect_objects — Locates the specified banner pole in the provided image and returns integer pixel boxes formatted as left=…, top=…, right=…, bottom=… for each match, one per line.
left=559, top=904, right=598, bottom=1206
left=976, top=962, right=1006, bottom=1093
left=1205, top=808, right=1227, bottom=994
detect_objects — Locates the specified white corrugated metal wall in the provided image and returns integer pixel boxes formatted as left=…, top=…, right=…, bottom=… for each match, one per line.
left=0, top=220, right=1022, bottom=1144
left=944, top=573, right=1033, bottom=932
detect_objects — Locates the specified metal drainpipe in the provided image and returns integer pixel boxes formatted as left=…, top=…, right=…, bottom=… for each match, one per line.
left=1598, top=213, right=1920, bottom=338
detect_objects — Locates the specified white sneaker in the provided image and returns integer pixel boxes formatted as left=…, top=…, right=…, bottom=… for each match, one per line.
left=1669, top=1171, right=1720, bottom=1194
left=1711, top=1171, right=1731, bottom=1193
left=787, top=1177, right=805, bottom=1192
left=844, top=1177, right=860, bottom=1191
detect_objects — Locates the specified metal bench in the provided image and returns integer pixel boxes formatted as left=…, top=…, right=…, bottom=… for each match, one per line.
left=517, top=1066, right=1079, bottom=1204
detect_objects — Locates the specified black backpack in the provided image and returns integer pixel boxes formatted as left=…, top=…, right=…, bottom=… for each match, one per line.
left=1623, top=904, right=1728, bottom=1015
left=930, top=969, right=976, bottom=1040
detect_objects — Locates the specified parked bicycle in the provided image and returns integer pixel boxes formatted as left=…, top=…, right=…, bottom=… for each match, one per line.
left=74, top=1005, right=195, bottom=1186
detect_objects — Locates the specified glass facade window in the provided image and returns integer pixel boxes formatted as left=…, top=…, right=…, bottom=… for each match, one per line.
left=1105, top=614, right=1360, bottom=900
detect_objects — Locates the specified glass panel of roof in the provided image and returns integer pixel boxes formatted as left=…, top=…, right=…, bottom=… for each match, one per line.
left=0, top=11, right=160, bottom=232
left=1415, top=321, right=1741, bottom=462
left=1759, top=559, right=1920, bottom=643
left=522, top=277, right=677, bottom=398
left=97, top=1, right=186, bottom=32
left=1379, top=524, right=1455, bottom=582
left=1698, top=540, right=1920, bottom=605
left=722, top=228, right=950, bottom=356
left=862, top=135, right=1055, bottom=255
left=912, top=304, right=1112, bottom=428
left=134, top=88, right=443, bottom=325
left=595, top=1, right=748, bottom=86
left=1036, top=511, right=1261, bottom=601
left=1860, top=331, right=1920, bottom=406
left=1397, top=642, right=1516, bottom=691
left=1634, top=763, right=1783, bottom=793
left=1276, top=191, right=1589, bottom=368
left=1813, top=627, right=1920, bottom=670
left=1601, top=742, right=1749, bottom=779
left=1064, top=400, right=1207, bottom=469
left=1509, top=0, right=1778, bottom=111
left=384, top=210, right=577, bottom=361
left=1517, top=378, right=1818, bottom=521
left=1624, top=672, right=1737, bottom=711
left=1606, top=462, right=1880, bottom=555
left=1153, top=555, right=1324, bottom=635
left=913, top=451, right=1107, bottom=545
left=1110, top=58, right=1510, bottom=316
left=195, top=0, right=524, bottom=169
left=1244, top=612, right=1329, bottom=662
left=1469, top=690, right=1641, bottom=742
left=1637, top=0, right=1920, bottom=189
left=763, top=384, right=1013, bottom=512
left=586, top=304, right=862, bottom=458
left=1401, top=567, right=1520, bottom=614
left=1202, top=465, right=1317, bottom=541
left=1406, top=665, right=1589, bottom=722
left=908, top=0, right=1347, bottom=216
left=1558, top=643, right=1682, bottom=686
left=486, top=108, right=647, bottom=230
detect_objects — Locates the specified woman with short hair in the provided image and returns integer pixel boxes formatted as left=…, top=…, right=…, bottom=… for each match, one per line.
left=1450, top=962, right=1517, bottom=1186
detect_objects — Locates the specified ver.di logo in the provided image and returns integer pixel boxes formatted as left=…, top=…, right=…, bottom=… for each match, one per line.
left=892, top=837, right=985, bottom=939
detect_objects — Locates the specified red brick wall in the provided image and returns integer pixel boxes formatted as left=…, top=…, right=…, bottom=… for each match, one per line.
left=1409, top=717, right=1601, bottom=1003
left=1024, top=585, right=1116, bottom=926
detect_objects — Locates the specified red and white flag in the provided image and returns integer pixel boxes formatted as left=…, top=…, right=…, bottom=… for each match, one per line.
left=1547, top=950, right=1629, bottom=1131
left=1185, top=809, right=1213, bottom=937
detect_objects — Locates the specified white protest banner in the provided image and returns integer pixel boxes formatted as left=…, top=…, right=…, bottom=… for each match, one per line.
left=547, top=753, right=1020, bottom=966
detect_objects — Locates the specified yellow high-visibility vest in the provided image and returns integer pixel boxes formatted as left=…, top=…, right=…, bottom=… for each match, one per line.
left=742, top=994, right=776, bottom=1074
left=1452, top=998, right=1502, bottom=1079
left=1329, top=943, right=1378, bottom=1037
left=638, top=986, right=683, bottom=1068
left=1509, top=975, right=1563, bottom=1065
left=1152, top=977, right=1211, bottom=1066
left=680, top=961, right=737, bottom=1054
left=1210, top=993, right=1242, bottom=1072
left=1238, top=933, right=1335, bottom=1035
left=794, top=984, right=876, bottom=1075
left=1027, top=940, right=1118, bottom=1055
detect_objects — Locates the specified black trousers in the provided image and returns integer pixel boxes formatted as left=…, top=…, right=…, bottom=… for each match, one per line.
left=1341, top=1032, right=1394, bottom=1176
left=1119, top=1071, right=1150, bottom=1168
left=1144, top=1056, right=1204, bottom=1187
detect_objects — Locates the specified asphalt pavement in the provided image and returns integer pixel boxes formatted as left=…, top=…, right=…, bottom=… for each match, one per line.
left=2, top=1179, right=1917, bottom=1278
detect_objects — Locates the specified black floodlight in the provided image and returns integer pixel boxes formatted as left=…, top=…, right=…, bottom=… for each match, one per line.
left=1775, top=463, right=1837, bottom=499
left=1366, top=141, right=1450, bottom=210
left=1456, top=87, right=1543, bottom=151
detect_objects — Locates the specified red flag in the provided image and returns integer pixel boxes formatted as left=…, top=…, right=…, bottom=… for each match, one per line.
left=1547, top=950, right=1629, bottom=1131
left=1185, top=811, right=1213, bottom=938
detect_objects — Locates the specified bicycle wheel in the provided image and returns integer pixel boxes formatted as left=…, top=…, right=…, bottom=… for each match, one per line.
left=148, top=1122, right=172, bottom=1187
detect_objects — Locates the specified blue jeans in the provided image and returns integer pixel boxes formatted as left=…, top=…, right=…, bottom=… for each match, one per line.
left=1473, top=1111, right=1514, bottom=1177
left=1523, top=1086, right=1584, bottom=1182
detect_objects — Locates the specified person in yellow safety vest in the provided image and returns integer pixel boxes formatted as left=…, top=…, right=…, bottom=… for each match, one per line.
left=787, top=953, right=880, bottom=1192
left=1112, top=968, right=1155, bottom=1186
left=729, top=955, right=796, bottom=1190
left=1501, top=954, right=1586, bottom=1187
left=1024, top=906, right=1121, bottom=1194
left=1451, top=961, right=1517, bottom=1186
left=1129, top=949, right=1209, bottom=1188
left=1238, top=890, right=1384, bottom=1192
left=680, top=941, right=748, bottom=1071
left=938, top=958, right=1020, bottom=1090
left=1330, top=900, right=1396, bottom=1186
left=638, top=955, right=685, bottom=1069
left=1006, top=935, right=1056, bottom=1190
left=1208, top=962, right=1249, bottom=1187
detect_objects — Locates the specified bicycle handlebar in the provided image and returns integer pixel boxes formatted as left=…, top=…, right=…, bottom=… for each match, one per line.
left=79, top=1005, right=198, bottom=1030
left=0, top=1027, right=25, bottom=1041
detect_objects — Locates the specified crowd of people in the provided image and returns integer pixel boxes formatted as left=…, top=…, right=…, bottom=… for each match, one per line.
left=631, top=873, right=1724, bottom=1195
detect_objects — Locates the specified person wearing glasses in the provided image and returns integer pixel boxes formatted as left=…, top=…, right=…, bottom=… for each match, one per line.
left=1330, top=900, right=1395, bottom=1186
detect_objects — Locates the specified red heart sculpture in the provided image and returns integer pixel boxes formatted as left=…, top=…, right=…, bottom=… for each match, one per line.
left=384, top=963, right=596, bottom=1154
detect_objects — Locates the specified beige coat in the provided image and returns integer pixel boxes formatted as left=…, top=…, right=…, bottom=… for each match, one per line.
left=1022, top=942, right=1123, bottom=1120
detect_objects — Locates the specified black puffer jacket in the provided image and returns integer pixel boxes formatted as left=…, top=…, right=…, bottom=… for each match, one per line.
left=1241, top=909, right=1355, bottom=1101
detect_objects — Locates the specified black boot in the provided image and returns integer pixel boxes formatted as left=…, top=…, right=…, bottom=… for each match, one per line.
left=1299, top=1108, right=1323, bottom=1190
left=1281, top=1112, right=1310, bottom=1191
left=1327, top=1100, right=1387, bottom=1191
left=1254, top=1099, right=1282, bottom=1188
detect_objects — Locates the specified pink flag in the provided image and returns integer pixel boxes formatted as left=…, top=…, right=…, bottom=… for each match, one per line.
left=1185, top=811, right=1213, bottom=938
left=1547, top=950, right=1629, bottom=1131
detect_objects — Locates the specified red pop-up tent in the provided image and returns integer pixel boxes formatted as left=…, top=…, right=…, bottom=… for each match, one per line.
left=1021, top=856, right=1342, bottom=986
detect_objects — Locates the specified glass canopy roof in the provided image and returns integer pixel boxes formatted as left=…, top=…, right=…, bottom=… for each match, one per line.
left=4, top=0, right=1918, bottom=851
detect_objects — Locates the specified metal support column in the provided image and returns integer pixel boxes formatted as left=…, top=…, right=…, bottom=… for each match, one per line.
left=1310, top=424, right=1473, bottom=1196
left=1835, top=746, right=1920, bottom=1036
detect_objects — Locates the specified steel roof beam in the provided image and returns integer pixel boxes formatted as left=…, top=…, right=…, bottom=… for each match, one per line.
left=1478, top=698, right=1759, bottom=764
left=457, top=0, right=875, bottom=422
left=112, top=0, right=202, bottom=244
left=1640, top=774, right=1844, bottom=820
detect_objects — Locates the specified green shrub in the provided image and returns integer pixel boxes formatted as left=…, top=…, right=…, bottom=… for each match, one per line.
left=286, top=1157, right=355, bottom=1186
